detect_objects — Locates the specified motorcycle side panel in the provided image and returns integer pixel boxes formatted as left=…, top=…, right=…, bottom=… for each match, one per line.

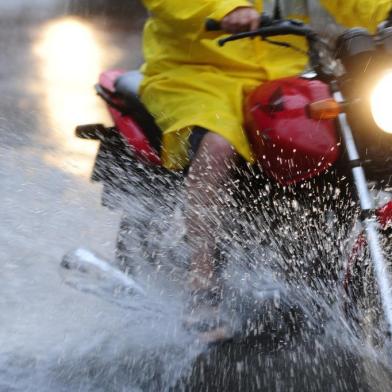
left=377, top=201, right=392, bottom=228
left=98, top=69, right=161, bottom=165
left=246, top=77, right=340, bottom=185
left=108, top=106, right=161, bottom=165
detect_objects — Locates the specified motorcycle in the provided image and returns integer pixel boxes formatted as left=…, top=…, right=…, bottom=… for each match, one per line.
left=69, top=15, right=392, bottom=345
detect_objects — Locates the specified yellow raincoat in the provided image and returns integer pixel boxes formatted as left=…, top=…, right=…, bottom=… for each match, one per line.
left=140, top=0, right=391, bottom=169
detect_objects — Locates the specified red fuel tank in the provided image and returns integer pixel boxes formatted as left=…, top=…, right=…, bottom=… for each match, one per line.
left=245, top=76, right=340, bottom=185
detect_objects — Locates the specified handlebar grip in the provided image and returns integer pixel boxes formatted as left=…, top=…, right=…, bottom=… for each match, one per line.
left=260, top=13, right=274, bottom=26
left=205, top=18, right=222, bottom=31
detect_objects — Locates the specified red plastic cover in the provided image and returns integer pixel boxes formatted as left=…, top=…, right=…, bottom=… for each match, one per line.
left=99, top=70, right=161, bottom=166
left=377, top=201, right=392, bottom=228
left=108, top=106, right=161, bottom=166
left=245, top=76, right=340, bottom=185
left=99, top=69, right=126, bottom=92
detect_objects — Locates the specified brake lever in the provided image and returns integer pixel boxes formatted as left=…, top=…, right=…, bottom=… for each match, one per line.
left=218, top=30, right=261, bottom=46
left=218, top=20, right=312, bottom=47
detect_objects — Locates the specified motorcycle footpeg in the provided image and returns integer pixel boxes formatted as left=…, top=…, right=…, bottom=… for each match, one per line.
left=75, top=123, right=110, bottom=140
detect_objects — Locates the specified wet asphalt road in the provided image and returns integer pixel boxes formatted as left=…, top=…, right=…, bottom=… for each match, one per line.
left=1, top=1, right=392, bottom=391
left=0, top=1, right=150, bottom=390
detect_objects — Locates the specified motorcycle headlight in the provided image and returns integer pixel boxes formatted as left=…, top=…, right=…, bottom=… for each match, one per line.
left=371, top=71, right=392, bottom=134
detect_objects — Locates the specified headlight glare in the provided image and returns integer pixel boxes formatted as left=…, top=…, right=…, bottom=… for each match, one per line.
left=371, top=71, right=392, bottom=134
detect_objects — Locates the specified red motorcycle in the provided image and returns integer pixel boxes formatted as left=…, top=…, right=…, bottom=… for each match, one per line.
left=72, top=16, right=392, bottom=344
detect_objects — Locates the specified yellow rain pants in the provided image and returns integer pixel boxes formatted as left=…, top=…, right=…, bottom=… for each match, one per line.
left=140, top=0, right=391, bottom=170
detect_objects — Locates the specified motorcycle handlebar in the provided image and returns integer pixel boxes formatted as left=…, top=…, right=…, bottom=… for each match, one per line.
left=205, top=16, right=325, bottom=79
left=205, top=17, right=317, bottom=46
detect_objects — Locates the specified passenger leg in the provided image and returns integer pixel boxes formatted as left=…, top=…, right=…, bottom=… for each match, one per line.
left=185, top=131, right=237, bottom=299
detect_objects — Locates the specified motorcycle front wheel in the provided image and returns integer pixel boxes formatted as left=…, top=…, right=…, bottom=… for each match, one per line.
left=345, top=226, right=392, bottom=347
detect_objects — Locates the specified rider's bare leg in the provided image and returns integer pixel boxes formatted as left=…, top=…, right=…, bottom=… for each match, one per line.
left=185, top=131, right=238, bottom=293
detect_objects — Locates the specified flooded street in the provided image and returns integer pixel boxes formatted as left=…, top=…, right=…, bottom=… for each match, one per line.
left=1, top=1, right=392, bottom=391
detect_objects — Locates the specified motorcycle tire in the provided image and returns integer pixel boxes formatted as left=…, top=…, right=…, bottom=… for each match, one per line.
left=345, top=227, right=392, bottom=347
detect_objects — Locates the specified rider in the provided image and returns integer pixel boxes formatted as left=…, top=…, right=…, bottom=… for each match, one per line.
left=140, top=0, right=391, bottom=339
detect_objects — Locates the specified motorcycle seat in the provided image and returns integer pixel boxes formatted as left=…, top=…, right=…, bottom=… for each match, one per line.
left=114, top=70, right=143, bottom=96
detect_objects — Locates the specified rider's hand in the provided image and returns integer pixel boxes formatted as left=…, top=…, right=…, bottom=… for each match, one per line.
left=221, top=7, right=260, bottom=33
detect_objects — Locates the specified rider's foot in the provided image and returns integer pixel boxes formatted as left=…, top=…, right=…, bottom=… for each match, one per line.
left=184, top=311, right=234, bottom=344
left=184, top=286, right=234, bottom=344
